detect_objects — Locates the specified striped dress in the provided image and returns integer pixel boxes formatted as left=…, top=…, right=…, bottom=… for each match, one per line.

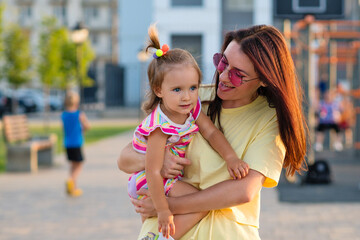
left=128, top=98, right=201, bottom=199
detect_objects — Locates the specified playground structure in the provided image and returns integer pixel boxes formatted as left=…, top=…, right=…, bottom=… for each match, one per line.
left=282, top=16, right=360, bottom=163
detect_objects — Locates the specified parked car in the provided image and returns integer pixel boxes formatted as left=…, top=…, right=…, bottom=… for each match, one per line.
left=0, top=90, right=10, bottom=117
left=16, top=89, right=44, bottom=112
left=0, top=90, right=37, bottom=114
left=1, top=88, right=64, bottom=115
left=16, top=89, right=64, bottom=112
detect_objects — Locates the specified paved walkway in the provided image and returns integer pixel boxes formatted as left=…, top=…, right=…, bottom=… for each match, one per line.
left=1, top=130, right=360, bottom=240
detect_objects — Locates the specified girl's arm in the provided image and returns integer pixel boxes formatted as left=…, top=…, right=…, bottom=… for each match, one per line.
left=196, top=112, right=249, bottom=179
left=118, top=142, right=191, bottom=177
left=145, top=128, right=170, bottom=213
left=146, top=128, right=175, bottom=237
left=132, top=169, right=265, bottom=216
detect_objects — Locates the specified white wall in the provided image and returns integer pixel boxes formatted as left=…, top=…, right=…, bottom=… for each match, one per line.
left=154, top=0, right=221, bottom=84
left=253, top=0, right=273, bottom=25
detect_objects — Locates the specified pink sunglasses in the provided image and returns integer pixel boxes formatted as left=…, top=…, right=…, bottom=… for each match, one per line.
left=213, top=53, right=258, bottom=87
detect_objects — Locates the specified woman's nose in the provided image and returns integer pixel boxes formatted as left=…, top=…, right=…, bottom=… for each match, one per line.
left=219, top=68, right=230, bottom=83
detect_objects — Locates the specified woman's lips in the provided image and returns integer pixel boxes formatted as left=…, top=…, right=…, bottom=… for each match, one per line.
left=218, top=82, right=235, bottom=92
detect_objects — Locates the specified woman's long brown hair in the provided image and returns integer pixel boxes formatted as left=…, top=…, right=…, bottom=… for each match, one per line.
left=208, top=25, right=308, bottom=176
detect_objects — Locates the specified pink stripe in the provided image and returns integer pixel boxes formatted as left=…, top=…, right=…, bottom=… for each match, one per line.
left=137, top=125, right=179, bottom=136
left=133, top=144, right=146, bottom=152
left=149, top=110, right=155, bottom=127
left=136, top=179, right=147, bottom=190
left=161, top=128, right=179, bottom=135
left=137, top=128, right=151, bottom=135
left=175, top=141, right=191, bottom=146
left=191, top=98, right=201, bottom=120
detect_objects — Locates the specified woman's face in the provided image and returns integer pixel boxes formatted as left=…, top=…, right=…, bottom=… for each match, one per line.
left=216, top=40, right=265, bottom=109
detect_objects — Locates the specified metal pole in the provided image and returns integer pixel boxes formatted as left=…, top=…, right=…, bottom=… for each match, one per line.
left=307, top=22, right=316, bottom=165
left=354, top=47, right=360, bottom=157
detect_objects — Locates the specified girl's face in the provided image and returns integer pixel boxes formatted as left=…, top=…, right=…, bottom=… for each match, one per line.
left=217, top=40, right=266, bottom=109
left=156, top=64, right=199, bottom=124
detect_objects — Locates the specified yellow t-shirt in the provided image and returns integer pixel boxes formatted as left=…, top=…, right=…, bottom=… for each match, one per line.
left=138, top=86, right=285, bottom=240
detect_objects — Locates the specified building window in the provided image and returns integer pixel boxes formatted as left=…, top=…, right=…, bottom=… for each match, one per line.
left=84, top=7, right=99, bottom=24
left=19, top=6, right=32, bottom=26
left=225, top=0, right=253, bottom=11
left=90, top=34, right=98, bottom=45
left=172, top=0, right=202, bottom=7
left=171, top=35, right=202, bottom=69
left=53, top=6, right=67, bottom=25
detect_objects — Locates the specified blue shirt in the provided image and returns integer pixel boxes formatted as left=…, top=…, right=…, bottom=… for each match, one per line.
left=61, top=110, right=83, bottom=148
left=318, top=100, right=340, bottom=124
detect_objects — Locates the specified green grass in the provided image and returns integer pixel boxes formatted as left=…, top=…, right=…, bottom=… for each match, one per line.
left=0, top=124, right=136, bottom=172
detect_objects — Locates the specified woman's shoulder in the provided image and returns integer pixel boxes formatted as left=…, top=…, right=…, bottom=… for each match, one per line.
left=253, top=96, right=277, bottom=121
left=199, top=84, right=215, bottom=101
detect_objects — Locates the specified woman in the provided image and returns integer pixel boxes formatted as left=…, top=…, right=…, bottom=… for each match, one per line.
left=118, top=25, right=308, bottom=239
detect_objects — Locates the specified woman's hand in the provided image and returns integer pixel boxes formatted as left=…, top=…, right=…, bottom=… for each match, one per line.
left=130, top=188, right=157, bottom=219
left=161, top=145, right=191, bottom=179
left=118, top=143, right=191, bottom=176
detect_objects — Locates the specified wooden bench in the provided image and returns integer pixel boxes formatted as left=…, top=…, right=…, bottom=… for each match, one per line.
left=2, top=115, right=57, bottom=172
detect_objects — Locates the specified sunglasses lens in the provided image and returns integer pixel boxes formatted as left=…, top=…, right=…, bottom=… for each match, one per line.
left=229, top=69, right=242, bottom=87
left=213, top=53, right=224, bottom=71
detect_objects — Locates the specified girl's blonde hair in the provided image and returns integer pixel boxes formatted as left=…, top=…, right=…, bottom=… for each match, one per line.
left=142, top=25, right=202, bottom=114
left=64, top=91, right=80, bottom=109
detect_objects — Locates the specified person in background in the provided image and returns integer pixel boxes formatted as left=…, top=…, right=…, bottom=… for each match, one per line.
left=335, top=82, right=355, bottom=149
left=61, top=91, right=90, bottom=197
left=315, top=90, right=343, bottom=151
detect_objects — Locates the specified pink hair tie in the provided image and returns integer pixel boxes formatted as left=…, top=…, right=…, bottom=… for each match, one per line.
left=153, top=44, right=170, bottom=59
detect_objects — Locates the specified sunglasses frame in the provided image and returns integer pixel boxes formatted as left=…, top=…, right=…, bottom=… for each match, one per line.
left=213, top=53, right=259, bottom=87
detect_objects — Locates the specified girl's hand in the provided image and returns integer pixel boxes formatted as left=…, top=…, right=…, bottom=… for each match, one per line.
left=161, top=144, right=191, bottom=179
left=158, top=209, right=175, bottom=239
left=130, top=188, right=157, bottom=219
left=226, top=158, right=249, bottom=179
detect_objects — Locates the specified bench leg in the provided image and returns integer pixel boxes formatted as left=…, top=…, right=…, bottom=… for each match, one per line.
left=6, top=147, right=38, bottom=172
left=38, top=147, right=54, bottom=167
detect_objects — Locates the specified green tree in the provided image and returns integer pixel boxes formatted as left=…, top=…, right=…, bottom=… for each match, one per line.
left=61, top=37, right=96, bottom=92
left=0, top=4, right=5, bottom=80
left=75, top=40, right=96, bottom=89
left=38, top=17, right=69, bottom=119
left=38, top=17, right=67, bottom=89
left=3, top=24, right=32, bottom=113
left=60, top=28, right=95, bottom=106
left=3, top=25, right=32, bottom=88
left=38, top=17, right=95, bottom=92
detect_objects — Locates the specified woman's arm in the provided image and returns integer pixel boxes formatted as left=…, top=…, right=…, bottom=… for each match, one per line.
left=132, top=169, right=265, bottom=216
left=169, top=169, right=265, bottom=214
left=117, top=143, right=146, bottom=174
left=118, top=142, right=192, bottom=176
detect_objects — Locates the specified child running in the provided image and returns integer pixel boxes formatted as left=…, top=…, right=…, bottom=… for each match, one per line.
left=128, top=25, right=249, bottom=240
left=62, top=91, right=90, bottom=197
